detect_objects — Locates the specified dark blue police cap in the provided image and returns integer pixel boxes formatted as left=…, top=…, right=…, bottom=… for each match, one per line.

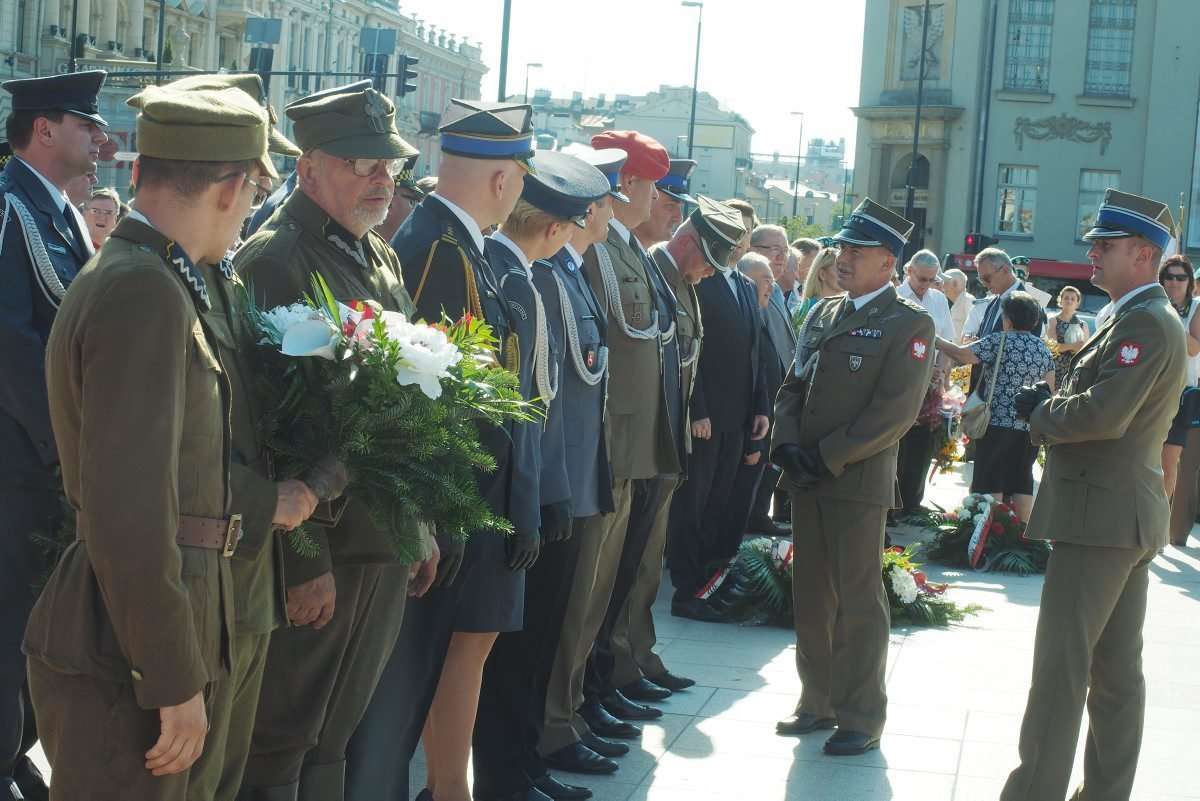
left=522, top=150, right=611, bottom=228
left=2, top=70, right=108, bottom=127
left=569, top=146, right=629, bottom=204
left=657, top=158, right=696, bottom=204
left=440, top=99, right=534, bottom=169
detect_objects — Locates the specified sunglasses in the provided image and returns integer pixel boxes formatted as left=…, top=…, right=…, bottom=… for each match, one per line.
left=1163, top=273, right=1190, bottom=282
left=216, top=171, right=274, bottom=204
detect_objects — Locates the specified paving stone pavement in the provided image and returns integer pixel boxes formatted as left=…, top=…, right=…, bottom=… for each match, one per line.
left=28, top=463, right=1200, bottom=800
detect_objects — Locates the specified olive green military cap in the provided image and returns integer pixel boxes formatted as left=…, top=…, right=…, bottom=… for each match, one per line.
left=690, top=195, right=747, bottom=271
left=284, top=81, right=418, bottom=160
left=128, top=85, right=279, bottom=181
left=159, top=72, right=301, bottom=157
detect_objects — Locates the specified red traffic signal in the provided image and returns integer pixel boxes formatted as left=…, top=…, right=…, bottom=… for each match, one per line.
left=964, top=232, right=998, bottom=254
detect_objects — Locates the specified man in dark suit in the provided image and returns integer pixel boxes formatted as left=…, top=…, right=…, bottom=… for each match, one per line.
left=668, top=203, right=770, bottom=621
left=0, top=70, right=108, bottom=801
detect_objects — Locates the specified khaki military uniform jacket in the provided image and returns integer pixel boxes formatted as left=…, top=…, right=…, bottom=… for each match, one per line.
left=651, top=244, right=703, bottom=455
left=583, top=224, right=680, bottom=481
left=1028, top=284, right=1186, bottom=549
left=236, top=189, right=430, bottom=587
left=198, top=259, right=286, bottom=635
left=772, top=286, right=934, bottom=507
left=24, top=218, right=235, bottom=710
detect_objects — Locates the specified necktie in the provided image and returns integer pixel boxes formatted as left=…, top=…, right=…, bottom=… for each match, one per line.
left=836, top=299, right=855, bottom=326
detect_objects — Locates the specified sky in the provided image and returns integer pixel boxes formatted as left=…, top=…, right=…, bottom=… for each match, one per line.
left=395, top=0, right=868, bottom=166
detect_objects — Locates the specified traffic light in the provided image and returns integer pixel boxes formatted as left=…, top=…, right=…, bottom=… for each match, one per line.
left=964, top=232, right=998, bottom=254
left=397, top=54, right=419, bottom=98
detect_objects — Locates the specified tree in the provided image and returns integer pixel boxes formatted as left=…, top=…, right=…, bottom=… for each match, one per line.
left=780, top=216, right=830, bottom=243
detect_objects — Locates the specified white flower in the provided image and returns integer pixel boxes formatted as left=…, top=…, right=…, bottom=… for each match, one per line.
left=279, top=317, right=339, bottom=361
left=260, top=303, right=322, bottom=345
left=392, top=320, right=462, bottom=399
left=982, top=494, right=995, bottom=503
left=889, top=565, right=919, bottom=605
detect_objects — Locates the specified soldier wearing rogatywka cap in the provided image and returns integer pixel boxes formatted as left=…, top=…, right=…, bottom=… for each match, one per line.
left=22, top=84, right=274, bottom=801
left=771, top=198, right=934, bottom=757
left=133, top=73, right=321, bottom=801
left=472, top=148, right=614, bottom=801
left=999, top=190, right=1186, bottom=801
left=0, top=68, right=110, bottom=801
left=633, top=158, right=696, bottom=247
left=232, top=80, right=429, bottom=801
left=346, top=98, right=535, bottom=801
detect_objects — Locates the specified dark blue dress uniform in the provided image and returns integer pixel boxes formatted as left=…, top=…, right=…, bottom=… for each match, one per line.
left=345, top=99, right=537, bottom=801
left=472, top=151, right=614, bottom=801
left=0, top=70, right=106, bottom=797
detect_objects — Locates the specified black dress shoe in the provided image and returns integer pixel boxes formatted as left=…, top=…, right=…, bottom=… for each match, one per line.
left=646, top=670, right=695, bottom=692
left=415, top=791, right=434, bottom=801
left=12, top=758, right=49, bottom=801
left=670, top=596, right=727, bottom=623
left=543, top=742, right=619, bottom=775
left=601, top=689, right=663, bottom=721
left=776, top=713, right=837, bottom=736
left=579, top=700, right=642, bottom=739
left=580, top=731, right=629, bottom=757
left=476, top=789, right=555, bottom=801
left=823, top=729, right=880, bottom=756
left=533, top=774, right=593, bottom=800
left=619, top=677, right=671, bottom=702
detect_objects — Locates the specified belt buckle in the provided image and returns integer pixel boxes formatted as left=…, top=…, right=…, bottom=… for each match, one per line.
left=223, top=514, right=243, bottom=558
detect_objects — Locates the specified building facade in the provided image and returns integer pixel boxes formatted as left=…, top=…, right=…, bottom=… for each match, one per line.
left=852, top=0, right=1200, bottom=261
left=0, top=0, right=485, bottom=191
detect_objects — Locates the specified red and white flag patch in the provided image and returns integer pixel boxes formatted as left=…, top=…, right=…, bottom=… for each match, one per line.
left=1116, top=341, right=1143, bottom=367
left=910, top=338, right=929, bottom=361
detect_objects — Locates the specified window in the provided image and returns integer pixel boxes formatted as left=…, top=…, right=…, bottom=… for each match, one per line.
left=1077, top=170, right=1120, bottom=239
left=1003, top=0, right=1054, bottom=92
left=1084, top=0, right=1136, bottom=97
left=997, top=165, right=1038, bottom=235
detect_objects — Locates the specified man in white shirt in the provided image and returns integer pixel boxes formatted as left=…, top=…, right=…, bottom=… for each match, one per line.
left=942, top=268, right=976, bottom=342
left=894, top=250, right=954, bottom=515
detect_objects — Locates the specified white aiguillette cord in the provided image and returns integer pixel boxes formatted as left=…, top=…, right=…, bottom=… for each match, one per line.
left=595, top=241, right=660, bottom=341
left=551, top=269, right=607, bottom=386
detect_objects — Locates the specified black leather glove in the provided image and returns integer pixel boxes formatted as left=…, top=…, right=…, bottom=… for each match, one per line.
left=1014, top=381, right=1052, bottom=421
left=432, top=534, right=465, bottom=589
left=539, top=500, right=574, bottom=544
left=774, top=444, right=829, bottom=488
left=302, top=455, right=350, bottom=501
left=506, top=528, right=541, bottom=571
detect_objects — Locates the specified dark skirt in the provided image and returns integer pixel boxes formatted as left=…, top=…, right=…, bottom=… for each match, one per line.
left=1166, top=386, right=1200, bottom=447
left=971, top=425, right=1038, bottom=496
left=452, top=530, right=525, bottom=633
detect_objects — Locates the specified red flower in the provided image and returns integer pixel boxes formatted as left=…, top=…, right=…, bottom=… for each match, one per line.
left=913, top=571, right=927, bottom=588
left=888, top=546, right=904, bottom=554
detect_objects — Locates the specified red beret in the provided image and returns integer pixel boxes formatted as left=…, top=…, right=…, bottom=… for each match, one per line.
left=590, top=130, right=670, bottom=181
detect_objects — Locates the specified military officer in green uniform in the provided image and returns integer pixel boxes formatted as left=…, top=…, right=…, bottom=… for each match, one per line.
left=23, top=84, right=277, bottom=800
left=771, top=199, right=933, bottom=756
left=235, top=81, right=434, bottom=801
left=1001, top=190, right=1186, bottom=801
left=132, top=73, right=326, bottom=801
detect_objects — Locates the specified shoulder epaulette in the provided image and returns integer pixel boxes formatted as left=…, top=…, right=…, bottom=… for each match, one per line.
left=895, top=295, right=928, bottom=315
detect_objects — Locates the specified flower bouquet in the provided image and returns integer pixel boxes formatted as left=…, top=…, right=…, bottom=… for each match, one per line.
left=248, top=275, right=536, bottom=562
left=884, top=545, right=983, bottom=626
left=731, top=536, right=794, bottom=625
left=924, top=493, right=1051, bottom=575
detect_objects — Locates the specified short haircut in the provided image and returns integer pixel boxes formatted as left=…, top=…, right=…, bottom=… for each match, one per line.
left=905, top=249, right=940, bottom=272
left=791, top=237, right=821, bottom=255
left=501, top=198, right=563, bottom=239
left=943, top=268, right=968, bottom=288
left=87, top=186, right=121, bottom=208
left=135, top=156, right=257, bottom=198
left=1002, top=291, right=1041, bottom=332
left=737, top=251, right=772, bottom=279
left=6, top=109, right=66, bottom=149
left=1056, top=285, right=1082, bottom=304
left=975, top=247, right=1012, bottom=272
left=1160, top=254, right=1195, bottom=300
left=750, top=223, right=787, bottom=245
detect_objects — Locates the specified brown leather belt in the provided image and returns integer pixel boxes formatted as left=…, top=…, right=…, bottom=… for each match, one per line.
left=177, top=514, right=243, bottom=557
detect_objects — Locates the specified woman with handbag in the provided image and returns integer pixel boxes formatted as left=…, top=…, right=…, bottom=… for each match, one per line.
left=936, top=292, right=1054, bottom=522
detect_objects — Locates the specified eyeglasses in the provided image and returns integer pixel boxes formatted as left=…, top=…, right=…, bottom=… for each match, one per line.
left=85, top=206, right=115, bottom=218
left=1163, top=273, right=1190, bottom=282
left=752, top=243, right=787, bottom=256
left=216, top=171, right=275, bottom=204
left=342, top=158, right=404, bottom=179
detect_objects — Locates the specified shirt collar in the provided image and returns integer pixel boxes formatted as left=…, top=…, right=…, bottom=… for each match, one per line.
left=609, top=216, right=631, bottom=243
left=429, top=193, right=486, bottom=256
left=489, top=230, right=531, bottom=277
left=850, top=282, right=890, bottom=310
left=15, top=157, right=68, bottom=213
left=1111, top=282, right=1161, bottom=317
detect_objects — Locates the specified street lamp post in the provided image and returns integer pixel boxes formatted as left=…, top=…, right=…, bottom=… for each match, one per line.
left=904, top=0, right=932, bottom=226
left=790, top=111, right=804, bottom=218
left=68, top=0, right=80, bottom=72
left=682, top=1, right=702, bottom=160
left=498, top=0, right=512, bottom=101
left=155, top=0, right=167, bottom=84
left=523, top=62, right=542, bottom=103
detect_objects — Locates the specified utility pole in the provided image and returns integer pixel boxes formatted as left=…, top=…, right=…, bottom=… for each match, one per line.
left=497, top=0, right=511, bottom=101
left=791, top=111, right=804, bottom=218
left=973, top=0, right=1000, bottom=232
left=904, top=0, right=932, bottom=229
left=155, top=0, right=167, bottom=84
left=683, top=1, right=702, bottom=159
left=68, top=0, right=80, bottom=72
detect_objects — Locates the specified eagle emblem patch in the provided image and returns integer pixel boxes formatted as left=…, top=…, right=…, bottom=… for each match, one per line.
left=910, top=338, right=928, bottom=361
left=1116, top=342, right=1142, bottom=367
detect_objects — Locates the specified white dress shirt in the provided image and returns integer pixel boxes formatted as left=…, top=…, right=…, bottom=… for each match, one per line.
left=898, top=281, right=956, bottom=343
left=849, top=282, right=891, bottom=310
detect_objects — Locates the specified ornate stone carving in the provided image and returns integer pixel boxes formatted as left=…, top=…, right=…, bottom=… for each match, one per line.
left=1014, top=113, right=1112, bottom=156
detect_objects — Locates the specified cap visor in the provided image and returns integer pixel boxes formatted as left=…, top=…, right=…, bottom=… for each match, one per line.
left=1081, top=226, right=1133, bottom=241
left=660, top=188, right=696, bottom=205
left=269, top=129, right=302, bottom=158
left=67, top=109, right=108, bottom=127
left=610, top=189, right=631, bottom=204
left=833, top=228, right=884, bottom=248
